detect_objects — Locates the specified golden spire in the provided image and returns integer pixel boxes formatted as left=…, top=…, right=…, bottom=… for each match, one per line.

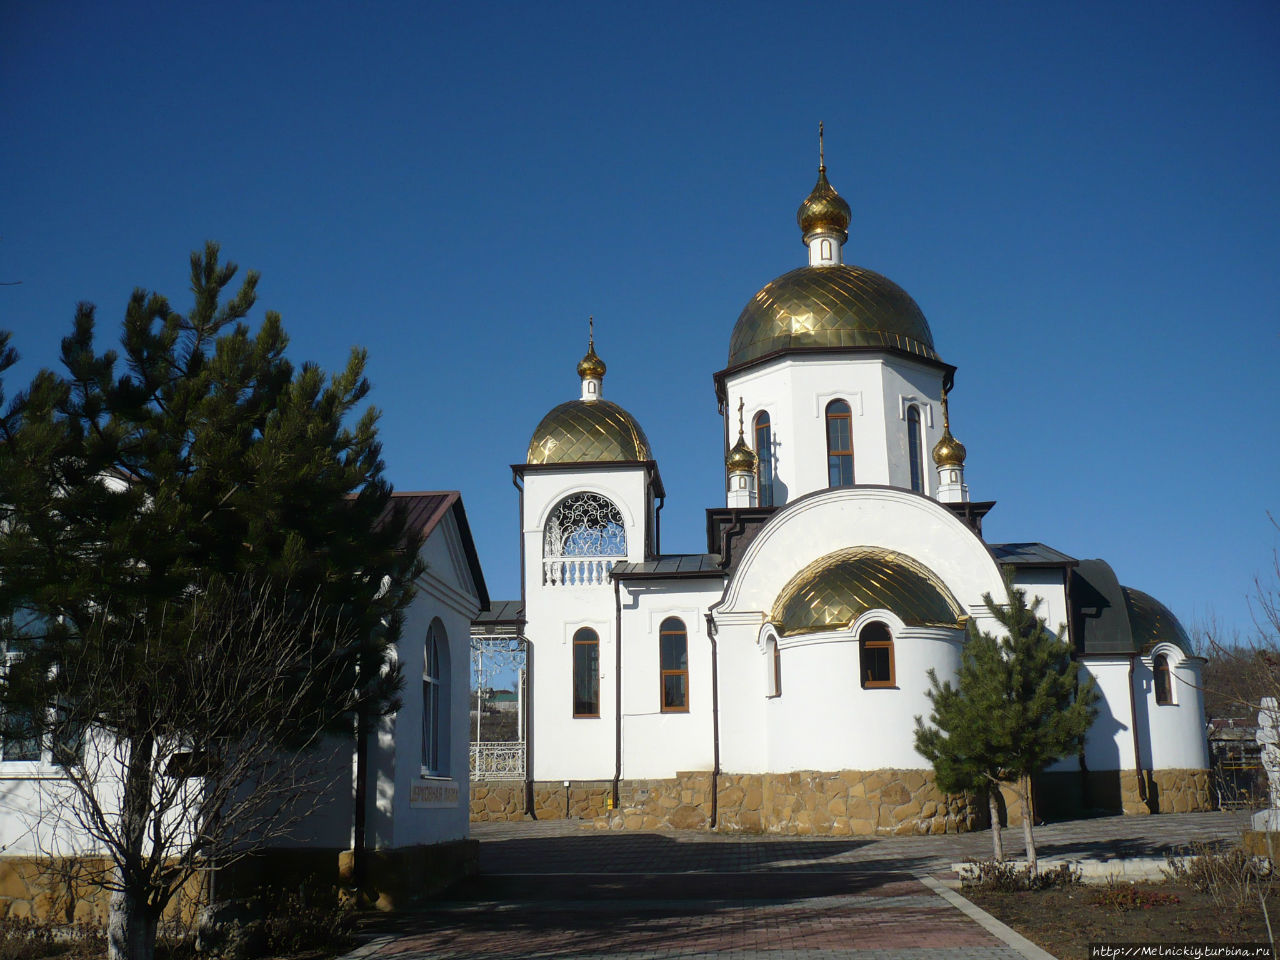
left=932, top=386, right=967, bottom=467
left=726, top=397, right=758, bottom=472
left=577, top=315, right=607, bottom=381
left=797, top=122, right=851, bottom=244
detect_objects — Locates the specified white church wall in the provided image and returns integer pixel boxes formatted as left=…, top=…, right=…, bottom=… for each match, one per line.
left=1007, top=568, right=1070, bottom=634
left=714, top=615, right=770, bottom=774
left=1139, top=647, right=1210, bottom=771
left=724, top=355, right=946, bottom=506
left=1069, top=657, right=1139, bottom=773
left=618, top=581, right=723, bottom=780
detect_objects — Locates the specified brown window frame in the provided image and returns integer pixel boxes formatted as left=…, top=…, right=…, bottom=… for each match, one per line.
left=753, top=411, right=774, bottom=507
left=826, top=399, right=854, bottom=487
left=1153, top=653, right=1173, bottom=705
left=659, top=617, right=689, bottom=713
left=770, top=638, right=782, bottom=698
left=907, top=405, right=924, bottom=493
left=858, top=621, right=895, bottom=689
left=572, top=627, right=600, bottom=718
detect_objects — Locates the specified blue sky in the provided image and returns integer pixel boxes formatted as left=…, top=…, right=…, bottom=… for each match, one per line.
left=4, top=1, right=1278, bottom=641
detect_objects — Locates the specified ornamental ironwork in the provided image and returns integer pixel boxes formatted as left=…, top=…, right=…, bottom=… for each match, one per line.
left=543, top=492, right=625, bottom=586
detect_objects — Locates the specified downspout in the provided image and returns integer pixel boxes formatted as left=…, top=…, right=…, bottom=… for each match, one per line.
left=706, top=614, right=721, bottom=830
left=514, top=472, right=534, bottom=817
left=613, top=575, right=623, bottom=810
left=1127, top=654, right=1148, bottom=806
left=352, top=705, right=368, bottom=898
left=654, top=495, right=664, bottom=557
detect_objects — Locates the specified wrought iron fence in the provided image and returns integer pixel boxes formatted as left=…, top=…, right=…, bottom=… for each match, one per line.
left=470, top=741, right=526, bottom=780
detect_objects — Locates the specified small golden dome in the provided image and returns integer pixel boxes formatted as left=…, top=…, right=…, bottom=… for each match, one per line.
left=797, top=166, right=852, bottom=244
left=726, top=435, right=757, bottom=472
left=577, top=343, right=606, bottom=380
left=527, top=399, right=652, bottom=465
left=932, top=427, right=967, bottom=467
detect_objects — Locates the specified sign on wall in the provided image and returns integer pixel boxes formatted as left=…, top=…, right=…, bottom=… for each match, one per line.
left=409, top=779, right=460, bottom=809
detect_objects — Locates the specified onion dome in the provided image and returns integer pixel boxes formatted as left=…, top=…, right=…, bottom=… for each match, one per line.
left=527, top=399, right=652, bottom=465
left=797, top=166, right=852, bottom=244
left=771, top=547, right=964, bottom=637
left=931, top=390, right=967, bottom=467
left=577, top=340, right=606, bottom=380
left=725, top=398, right=757, bottom=472
left=727, top=264, right=938, bottom=369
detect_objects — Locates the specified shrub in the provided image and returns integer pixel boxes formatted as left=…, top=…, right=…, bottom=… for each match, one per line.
left=0, top=917, right=106, bottom=960
left=961, top=859, right=1081, bottom=892
left=1164, top=842, right=1275, bottom=917
left=1090, top=883, right=1181, bottom=911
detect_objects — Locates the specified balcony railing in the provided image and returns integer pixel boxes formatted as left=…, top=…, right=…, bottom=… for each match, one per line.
left=543, top=557, right=615, bottom=586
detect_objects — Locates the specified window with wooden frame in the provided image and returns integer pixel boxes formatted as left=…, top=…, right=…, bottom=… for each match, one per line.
left=907, top=405, right=924, bottom=493
left=753, top=411, right=774, bottom=507
left=659, top=617, right=689, bottom=712
left=858, top=621, right=894, bottom=689
left=1154, top=654, right=1173, bottom=705
left=573, top=628, right=600, bottom=717
left=826, top=399, right=854, bottom=487
left=766, top=635, right=782, bottom=698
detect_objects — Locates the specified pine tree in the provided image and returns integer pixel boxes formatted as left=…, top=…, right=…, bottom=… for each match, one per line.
left=0, top=245, right=421, bottom=960
left=915, top=587, right=1098, bottom=869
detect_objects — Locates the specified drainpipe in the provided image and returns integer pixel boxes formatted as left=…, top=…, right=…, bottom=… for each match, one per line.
left=514, top=472, right=534, bottom=817
left=1127, top=654, right=1148, bottom=806
left=613, top=575, right=623, bottom=811
left=352, top=705, right=368, bottom=898
left=706, top=614, right=721, bottom=829
left=654, top=495, right=665, bottom=557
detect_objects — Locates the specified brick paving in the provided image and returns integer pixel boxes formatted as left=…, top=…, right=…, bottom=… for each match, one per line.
left=350, top=811, right=1252, bottom=960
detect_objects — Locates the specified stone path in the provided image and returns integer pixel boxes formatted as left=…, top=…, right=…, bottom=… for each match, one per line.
left=349, top=811, right=1252, bottom=960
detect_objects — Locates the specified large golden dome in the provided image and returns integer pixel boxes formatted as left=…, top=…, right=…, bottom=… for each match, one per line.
left=727, top=264, right=940, bottom=369
left=771, top=547, right=963, bottom=637
left=527, top=399, right=653, bottom=465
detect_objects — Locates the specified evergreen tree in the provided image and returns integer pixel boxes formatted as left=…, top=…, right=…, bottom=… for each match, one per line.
left=0, top=245, right=421, bottom=960
left=915, top=587, right=1098, bottom=869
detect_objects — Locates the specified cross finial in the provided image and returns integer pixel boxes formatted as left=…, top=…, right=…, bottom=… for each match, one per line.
left=940, top=384, right=950, bottom=430
left=819, top=121, right=825, bottom=172
left=588, top=315, right=594, bottom=349
left=737, top=397, right=746, bottom=439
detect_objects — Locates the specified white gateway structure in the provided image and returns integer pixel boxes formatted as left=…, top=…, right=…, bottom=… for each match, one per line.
left=472, top=146, right=1211, bottom=834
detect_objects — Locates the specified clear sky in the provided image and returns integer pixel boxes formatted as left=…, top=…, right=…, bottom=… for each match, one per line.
left=4, top=1, right=1278, bottom=642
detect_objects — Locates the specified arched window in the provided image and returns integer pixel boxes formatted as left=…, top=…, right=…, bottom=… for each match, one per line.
left=544, top=493, right=626, bottom=586
left=422, top=619, right=448, bottom=775
left=659, top=617, right=688, bottom=712
left=753, top=411, right=774, bottom=507
left=859, top=621, right=894, bottom=689
left=907, top=405, right=924, bottom=493
left=573, top=628, right=600, bottom=717
left=765, top=635, right=782, bottom=698
left=826, top=399, right=854, bottom=487
left=1154, top=654, right=1173, bottom=705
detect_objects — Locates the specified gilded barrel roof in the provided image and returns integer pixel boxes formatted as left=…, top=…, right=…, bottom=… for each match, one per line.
left=727, top=264, right=940, bottom=369
left=527, top=399, right=653, bottom=465
left=771, top=547, right=964, bottom=637
left=1122, top=586, right=1193, bottom=656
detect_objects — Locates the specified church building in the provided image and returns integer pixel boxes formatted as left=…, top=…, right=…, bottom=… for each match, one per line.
left=471, top=140, right=1212, bottom=835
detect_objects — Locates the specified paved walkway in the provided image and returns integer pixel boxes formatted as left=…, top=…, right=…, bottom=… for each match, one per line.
left=350, top=811, right=1252, bottom=960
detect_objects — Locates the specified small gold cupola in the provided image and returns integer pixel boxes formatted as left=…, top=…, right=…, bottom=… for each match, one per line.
left=726, top=399, right=758, bottom=508
left=932, top=387, right=970, bottom=504
left=797, top=122, right=852, bottom=261
left=578, top=317, right=606, bottom=400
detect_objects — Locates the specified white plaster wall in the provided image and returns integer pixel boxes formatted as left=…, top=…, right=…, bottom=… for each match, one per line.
left=523, top=465, right=652, bottom=782
left=1008, top=568, right=1070, bottom=636
left=618, top=580, right=724, bottom=780
left=723, top=355, right=946, bottom=506
left=1067, top=658, right=1139, bottom=773
left=1139, top=646, right=1211, bottom=770
left=713, top=615, right=770, bottom=773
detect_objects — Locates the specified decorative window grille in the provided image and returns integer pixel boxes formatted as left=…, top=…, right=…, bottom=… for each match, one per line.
left=543, top=492, right=626, bottom=586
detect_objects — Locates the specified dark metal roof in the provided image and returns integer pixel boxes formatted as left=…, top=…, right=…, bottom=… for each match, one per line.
left=611, top=554, right=725, bottom=580
left=1069, top=559, right=1192, bottom=657
left=380, top=491, right=490, bottom=612
left=989, top=542, right=1078, bottom=567
left=473, top=600, right=525, bottom=626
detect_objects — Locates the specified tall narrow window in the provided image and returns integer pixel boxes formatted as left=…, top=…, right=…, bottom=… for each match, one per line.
left=826, top=399, right=854, bottom=487
left=573, top=628, right=600, bottom=717
left=766, top=635, right=782, bottom=698
left=659, top=617, right=689, bottom=712
left=859, top=621, right=894, bottom=689
left=753, top=411, right=774, bottom=507
left=422, top=619, right=446, bottom=774
left=1154, top=654, right=1172, bottom=705
left=907, top=405, right=924, bottom=493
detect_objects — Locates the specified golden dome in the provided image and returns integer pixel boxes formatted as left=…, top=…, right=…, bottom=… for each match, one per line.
left=727, top=264, right=939, bottom=369
left=527, top=399, right=652, bottom=465
left=771, top=547, right=964, bottom=637
left=577, top=343, right=606, bottom=380
left=726, top=435, right=757, bottom=472
left=932, top=427, right=967, bottom=467
left=797, top=166, right=852, bottom=243
left=1122, top=586, right=1193, bottom=656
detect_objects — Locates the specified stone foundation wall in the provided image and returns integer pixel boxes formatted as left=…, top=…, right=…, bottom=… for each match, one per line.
left=471, top=780, right=615, bottom=822
left=470, top=781, right=527, bottom=821
left=1035, top=768, right=1215, bottom=819
left=0, top=857, right=203, bottom=923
